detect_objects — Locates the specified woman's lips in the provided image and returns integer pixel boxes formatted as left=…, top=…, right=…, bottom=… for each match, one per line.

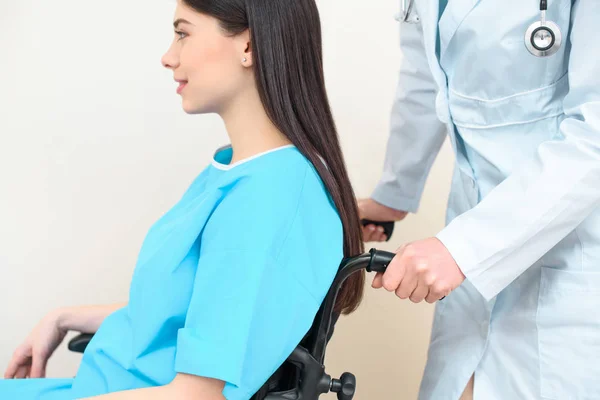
left=177, top=81, right=188, bottom=94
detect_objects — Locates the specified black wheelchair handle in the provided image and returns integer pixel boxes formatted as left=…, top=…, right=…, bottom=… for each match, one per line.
left=367, top=248, right=395, bottom=273
left=360, top=219, right=395, bottom=241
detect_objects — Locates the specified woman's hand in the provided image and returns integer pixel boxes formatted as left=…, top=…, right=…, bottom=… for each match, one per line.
left=4, top=309, right=67, bottom=379
left=4, top=302, right=125, bottom=379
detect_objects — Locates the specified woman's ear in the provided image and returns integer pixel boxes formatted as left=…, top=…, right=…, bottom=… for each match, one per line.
left=236, top=29, right=253, bottom=67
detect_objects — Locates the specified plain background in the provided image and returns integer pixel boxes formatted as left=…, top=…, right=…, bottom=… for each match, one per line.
left=0, top=0, right=454, bottom=398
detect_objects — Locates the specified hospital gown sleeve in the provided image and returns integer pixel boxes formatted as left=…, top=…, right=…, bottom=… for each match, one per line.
left=174, top=168, right=329, bottom=397
left=436, top=1, right=600, bottom=300
left=371, top=17, right=447, bottom=213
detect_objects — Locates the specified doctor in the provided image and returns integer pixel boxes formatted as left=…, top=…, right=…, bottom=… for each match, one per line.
left=360, top=0, right=600, bottom=399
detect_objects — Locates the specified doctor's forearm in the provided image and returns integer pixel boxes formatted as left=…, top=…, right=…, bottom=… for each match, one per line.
left=57, top=303, right=126, bottom=334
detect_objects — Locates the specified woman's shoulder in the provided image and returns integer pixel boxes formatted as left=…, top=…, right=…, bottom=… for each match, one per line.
left=197, top=148, right=335, bottom=255
left=205, top=148, right=336, bottom=230
left=215, top=147, right=315, bottom=199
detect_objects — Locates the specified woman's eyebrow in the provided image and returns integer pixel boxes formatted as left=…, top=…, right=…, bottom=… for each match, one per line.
left=173, top=18, right=194, bottom=29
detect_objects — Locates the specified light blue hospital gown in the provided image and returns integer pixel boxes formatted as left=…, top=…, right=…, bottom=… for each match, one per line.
left=0, top=144, right=343, bottom=400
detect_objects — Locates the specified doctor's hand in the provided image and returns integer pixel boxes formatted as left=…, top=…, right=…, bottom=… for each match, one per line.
left=372, top=237, right=466, bottom=303
left=358, top=198, right=407, bottom=242
left=4, top=309, right=67, bottom=379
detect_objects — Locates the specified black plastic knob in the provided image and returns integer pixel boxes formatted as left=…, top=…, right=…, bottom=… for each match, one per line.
left=330, top=372, right=356, bottom=400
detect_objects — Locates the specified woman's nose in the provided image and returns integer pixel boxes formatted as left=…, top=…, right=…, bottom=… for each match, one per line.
left=161, top=47, right=179, bottom=70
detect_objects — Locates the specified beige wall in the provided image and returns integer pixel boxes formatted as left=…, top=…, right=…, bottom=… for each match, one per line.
left=0, top=0, right=454, bottom=398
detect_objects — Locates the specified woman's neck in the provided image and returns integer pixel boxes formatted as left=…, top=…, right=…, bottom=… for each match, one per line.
left=220, top=88, right=292, bottom=165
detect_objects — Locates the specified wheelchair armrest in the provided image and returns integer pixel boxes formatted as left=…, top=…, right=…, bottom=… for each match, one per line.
left=68, top=333, right=95, bottom=353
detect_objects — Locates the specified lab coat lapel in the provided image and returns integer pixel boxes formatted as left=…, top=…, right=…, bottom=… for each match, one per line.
left=414, top=0, right=445, bottom=89
left=438, top=0, right=481, bottom=59
left=414, top=0, right=464, bottom=168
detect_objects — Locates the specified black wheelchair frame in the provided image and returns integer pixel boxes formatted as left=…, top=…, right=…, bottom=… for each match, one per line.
left=68, top=248, right=395, bottom=400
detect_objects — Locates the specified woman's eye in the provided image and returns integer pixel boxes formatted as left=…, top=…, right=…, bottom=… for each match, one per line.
left=175, top=31, right=187, bottom=41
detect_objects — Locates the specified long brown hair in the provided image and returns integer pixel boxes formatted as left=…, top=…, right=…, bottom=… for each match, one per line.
left=184, top=0, right=364, bottom=314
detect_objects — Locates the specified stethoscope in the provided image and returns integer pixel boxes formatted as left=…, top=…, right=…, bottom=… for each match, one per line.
left=398, top=0, right=562, bottom=58
left=524, top=0, right=562, bottom=57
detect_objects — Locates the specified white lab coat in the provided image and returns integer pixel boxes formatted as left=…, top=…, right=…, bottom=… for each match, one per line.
left=372, top=1, right=600, bottom=399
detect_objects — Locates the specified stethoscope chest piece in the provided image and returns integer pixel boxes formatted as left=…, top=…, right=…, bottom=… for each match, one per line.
left=525, top=20, right=562, bottom=57
left=525, top=1, right=562, bottom=57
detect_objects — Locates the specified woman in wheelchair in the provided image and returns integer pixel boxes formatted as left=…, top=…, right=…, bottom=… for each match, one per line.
left=1, top=0, right=366, bottom=398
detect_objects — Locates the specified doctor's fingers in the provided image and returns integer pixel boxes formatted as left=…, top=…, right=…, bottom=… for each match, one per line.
left=371, top=272, right=384, bottom=289
left=361, top=225, right=376, bottom=241
left=394, top=267, right=419, bottom=300
left=408, top=278, right=430, bottom=303
left=362, top=225, right=386, bottom=242
left=370, top=225, right=387, bottom=242
left=381, top=256, right=407, bottom=292
left=425, top=282, right=451, bottom=303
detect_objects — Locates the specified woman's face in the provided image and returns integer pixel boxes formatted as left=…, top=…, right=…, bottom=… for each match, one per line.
left=161, top=1, right=252, bottom=114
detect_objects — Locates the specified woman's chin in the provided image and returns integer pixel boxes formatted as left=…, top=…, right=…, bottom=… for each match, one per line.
left=182, top=106, right=196, bottom=115
left=181, top=100, right=202, bottom=115
left=182, top=101, right=220, bottom=116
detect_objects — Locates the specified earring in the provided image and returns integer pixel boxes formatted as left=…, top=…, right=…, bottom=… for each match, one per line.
left=242, top=57, right=247, bottom=63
